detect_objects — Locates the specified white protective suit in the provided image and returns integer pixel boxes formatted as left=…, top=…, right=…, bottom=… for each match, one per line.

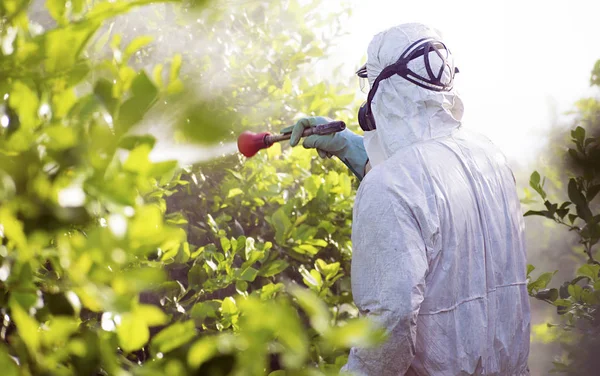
left=342, top=24, right=531, bottom=375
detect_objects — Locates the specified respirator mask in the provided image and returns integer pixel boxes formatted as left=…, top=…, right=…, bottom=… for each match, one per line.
left=356, top=37, right=459, bottom=132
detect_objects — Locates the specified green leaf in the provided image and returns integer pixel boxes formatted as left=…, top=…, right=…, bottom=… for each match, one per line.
left=221, top=297, right=237, bottom=315
left=306, top=44, right=324, bottom=58
left=188, top=264, right=208, bottom=289
left=226, top=169, right=244, bottom=181
left=10, top=303, right=40, bottom=353
left=581, top=288, right=597, bottom=304
left=568, top=179, right=586, bottom=208
left=0, top=344, right=19, bottom=376
left=118, top=134, right=156, bottom=151
left=324, top=319, right=386, bottom=348
left=94, top=78, right=118, bottom=114
left=11, top=292, right=37, bottom=311
left=152, top=64, right=164, bottom=87
left=528, top=271, right=557, bottom=293
left=167, top=79, right=184, bottom=95
left=117, top=313, right=149, bottom=353
left=339, top=173, right=352, bottom=197
left=9, top=81, right=39, bottom=129
left=234, top=236, right=246, bottom=253
left=124, top=36, right=153, bottom=61
left=294, top=213, right=308, bottom=227
left=243, top=237, right=256, bottom=260
left=175, top=241, right=191, bottom=263
left=190, top=301, right=219, bottom=321
left=220, top=237, right=231, bottom=252
left=304, top=176, right=321, bottom=197
left=587, top=184, right=600, bottom=201
left=0, top=207, right=28, bottom=254
left=149, top=161, right=178, bottom=180
left=235, top=280, right=248, bottom=293
left=120, top=265, right=166, bottom=293
left=123, top=143, right=152, bottom=174
left=295, top=244, right=319, bottom=255
left=290, top=286, right=330, bottom=334
left=259, top=260, right=289, bottom=277
left=305, top=239, right=328, bottom=247
left=169, top=54, right=183, bottom=82
left=151, top=321, right=196, bottom=355
left=528, top=171, right=546, bottom=199
left=524, top=210, right=553, bottom=219
left=259, top=283, right=285, bottom=300
left=187, top=336, right=218, bottom=369
left=116, top=71, right=158, bottom=133
left=527, top=264, right=535, bottom=276
left=315, top=259, right=341, bottom=280
left=136, top=304, right=169, bottom=327
left=535, top=288, right=558, bottom=302
left=571, top=126, right=585, bottom=143
left=271, top=207, right=292, bottom=243
left=42, top=317, right=79, bottom=347
left=553, top=298, right=571, bottom=307
left=52, top=86, right=79, bottom=116
left=227, top=188, right=243, bottom=198
left=44, top=22, right=102, bottom=74
left=300, top=266, right=323, bottom=290
left=282, top=77, right=292, bottom=94
left=239, top=267, right=259, bottom=282
left=568, top=178, right=593, bottom=221
left=46, top=0, right=67, bottom=24
left=43, top=125, right=78, bottom=150
left=529, top=171, right=540, bottom=186
left=568, top=284, right=583, bottom=301
left=577, top=264, right=600, bottom=282
left=568, top=148, right=579, bottom=161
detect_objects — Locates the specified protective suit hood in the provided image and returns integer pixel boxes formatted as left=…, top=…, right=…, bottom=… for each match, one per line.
left=365, top=23, right=465, bottom=162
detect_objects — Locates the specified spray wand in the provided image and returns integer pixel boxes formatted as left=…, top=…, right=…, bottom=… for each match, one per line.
left=237, top=121, right=346, bottom=157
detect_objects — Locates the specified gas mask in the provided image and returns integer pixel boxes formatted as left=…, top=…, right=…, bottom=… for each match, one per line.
left=356, top=37, right=459, bottom=132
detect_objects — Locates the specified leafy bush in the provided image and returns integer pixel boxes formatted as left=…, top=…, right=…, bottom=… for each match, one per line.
left=12, top=0, right=600, bottom=374
left=0, top=0, right=384, bottom=375
left=526, top=60, right=600, bottom=375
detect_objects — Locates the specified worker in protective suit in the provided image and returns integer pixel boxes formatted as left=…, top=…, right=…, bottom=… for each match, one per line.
left=284, top=23, right=531, bottom=375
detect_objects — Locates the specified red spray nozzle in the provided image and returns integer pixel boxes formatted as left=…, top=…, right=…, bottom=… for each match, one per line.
left=237, top=121, right=346, bottom=158
left=237, top=131, right=271, bottom=158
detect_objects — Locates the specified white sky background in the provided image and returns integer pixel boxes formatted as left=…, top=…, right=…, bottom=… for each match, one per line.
left=315, top=0, right=600, bottom=168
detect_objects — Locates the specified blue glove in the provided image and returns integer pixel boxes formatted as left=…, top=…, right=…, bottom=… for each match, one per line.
left=281, top=116, right=368, bottom=180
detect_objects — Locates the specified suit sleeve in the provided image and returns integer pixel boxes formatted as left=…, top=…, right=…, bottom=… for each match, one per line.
left=342, top=184, right=429, bottom=376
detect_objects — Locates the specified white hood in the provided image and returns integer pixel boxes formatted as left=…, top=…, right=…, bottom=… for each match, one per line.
left=365, top=23, right=465, bottom=161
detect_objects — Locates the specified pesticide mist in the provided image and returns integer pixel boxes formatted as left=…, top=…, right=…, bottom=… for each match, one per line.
left=11, top=1, right=597, bottom=375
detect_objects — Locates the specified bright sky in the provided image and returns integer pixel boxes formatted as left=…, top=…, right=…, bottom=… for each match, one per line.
left=317, top=0, right=600, bottom=167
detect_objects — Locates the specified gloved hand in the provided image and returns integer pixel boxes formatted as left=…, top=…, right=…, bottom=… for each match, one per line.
left=281, top=116, right=368, bottom=180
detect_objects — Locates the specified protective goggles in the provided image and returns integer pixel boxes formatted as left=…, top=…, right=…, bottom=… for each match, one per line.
left=356, top=37, right=459, bottom=132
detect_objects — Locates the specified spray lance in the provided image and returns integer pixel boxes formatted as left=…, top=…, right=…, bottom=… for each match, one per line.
left=237, top=121, right=346, bottom=157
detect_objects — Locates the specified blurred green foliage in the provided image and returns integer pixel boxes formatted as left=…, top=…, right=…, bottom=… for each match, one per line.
left=526, top=60, right=600, bottom=375
left=0, top=0, right=383, bottom=375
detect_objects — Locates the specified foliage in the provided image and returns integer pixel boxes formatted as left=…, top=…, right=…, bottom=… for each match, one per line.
left=0, top=0, right=381, bottom=375
left=526, top=61, right=600, bottom=375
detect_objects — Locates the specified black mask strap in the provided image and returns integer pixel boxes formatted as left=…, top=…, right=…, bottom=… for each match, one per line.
left=398, top=37, right=456, bottom=91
